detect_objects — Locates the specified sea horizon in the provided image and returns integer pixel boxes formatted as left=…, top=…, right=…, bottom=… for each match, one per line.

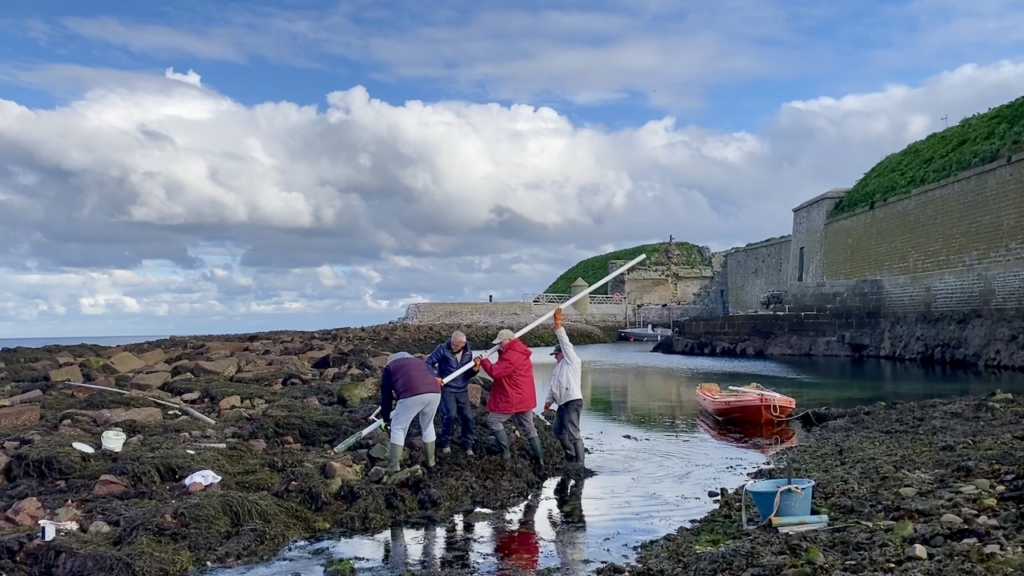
left=0, top=335, right=171, bottom=349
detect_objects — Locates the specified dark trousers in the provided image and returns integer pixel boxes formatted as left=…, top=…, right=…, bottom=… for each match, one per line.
left=553, top=399, right=583, bottom=441
left=438, top=389, right=475, bottom=449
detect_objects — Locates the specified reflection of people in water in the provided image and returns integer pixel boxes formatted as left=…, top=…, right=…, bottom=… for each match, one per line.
left=384, top=525, right=407, bottom=572
left=494, top=494, right=541, bottom=574
left=419, top=524, right=440, bottom=572
left=549, top=476, right=587, bottom=570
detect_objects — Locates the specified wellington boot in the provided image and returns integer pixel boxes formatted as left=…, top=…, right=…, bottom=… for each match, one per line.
left=559, top=436, right=575, bottom=461
left=424, top=441, right=436, bottom=469
left=386, top=442, right=403, bottom=473
left=527, top=436, right=544, bottom=466
left=572, top=440, right=585, bottom=467
left=492, top=429, right=511, bottom=460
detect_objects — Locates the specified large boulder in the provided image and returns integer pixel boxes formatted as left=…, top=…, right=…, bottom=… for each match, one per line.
left=137, top=349, right=167, bottom=365
left=108, top=352, right=146, bottom=374
left=129, top=372, right=171, bottom=391
left=191, top=358, right=239, bottom=379
left=48, top=365, right=83, bottom=383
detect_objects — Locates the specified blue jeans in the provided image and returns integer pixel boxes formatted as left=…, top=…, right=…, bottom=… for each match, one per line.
left=438, top=389, right=475, bottom=449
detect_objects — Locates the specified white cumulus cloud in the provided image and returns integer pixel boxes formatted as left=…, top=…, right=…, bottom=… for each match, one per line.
left=1, top=59, right=1024, bottom=336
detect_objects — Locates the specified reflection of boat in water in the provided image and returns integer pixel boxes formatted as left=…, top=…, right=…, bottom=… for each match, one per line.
left=696, top=411, right=798, bottom=456
left=696, top=382, right=796, bottom=424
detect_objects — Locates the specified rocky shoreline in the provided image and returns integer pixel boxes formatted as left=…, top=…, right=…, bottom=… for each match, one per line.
left=601, top=392, right=1024, bottom=575
left=0, top=322, right=610, bottom=576
left=657, top=312, right=1024, bottom=371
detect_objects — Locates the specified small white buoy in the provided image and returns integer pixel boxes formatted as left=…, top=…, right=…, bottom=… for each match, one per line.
left=71, top=442, right=95, bottom=454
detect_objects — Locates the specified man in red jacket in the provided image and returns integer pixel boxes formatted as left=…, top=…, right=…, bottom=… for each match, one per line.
left=474, top=329, right=543, bottom=464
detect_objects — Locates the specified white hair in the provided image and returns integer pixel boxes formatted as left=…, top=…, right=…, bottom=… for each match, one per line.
left=386, top=352, right=413, bottom=365
left=451, top=331, right=466, bottom=341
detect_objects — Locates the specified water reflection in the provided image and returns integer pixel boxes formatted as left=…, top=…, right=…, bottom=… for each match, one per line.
left=695, top=412, right=798, bottom=456
left=211, top=343, right=1024, bottom=576
left=550, top=477, right=586, bottom=568
left=493, top=493, right=541, bottom=574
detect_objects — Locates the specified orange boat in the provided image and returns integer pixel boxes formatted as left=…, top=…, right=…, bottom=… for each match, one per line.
left=696, top=382, right=796, bottom=424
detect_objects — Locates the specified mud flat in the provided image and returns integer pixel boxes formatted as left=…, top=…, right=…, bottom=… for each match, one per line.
left=0, top=322, right=606, bottom=576
left=600, top=392, right=1024, bottom=575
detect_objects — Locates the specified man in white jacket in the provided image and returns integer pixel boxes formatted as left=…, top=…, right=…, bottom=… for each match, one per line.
left=543, top=307, right=585, bottom=465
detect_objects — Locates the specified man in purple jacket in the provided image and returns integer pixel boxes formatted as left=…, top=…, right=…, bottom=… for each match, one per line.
left=380, top=352, right=443, bottom=473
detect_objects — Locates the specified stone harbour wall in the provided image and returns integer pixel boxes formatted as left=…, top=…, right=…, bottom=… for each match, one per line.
left=715, top=156, right=1024, bottom=321
left=724, top=236, right=791, bottom=313
left=401, top=302, right=625, bottom=327
left=822, top=157, right=1024, bottom=281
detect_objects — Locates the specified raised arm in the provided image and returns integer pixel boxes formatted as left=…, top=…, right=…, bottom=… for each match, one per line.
left=553, top=307, right=580, bottom=365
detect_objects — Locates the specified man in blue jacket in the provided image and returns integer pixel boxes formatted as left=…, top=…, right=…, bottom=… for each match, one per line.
left=425, top=331, right=478, bottom=455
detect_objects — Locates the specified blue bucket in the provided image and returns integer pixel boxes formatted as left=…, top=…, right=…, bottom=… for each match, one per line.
left=747, top=478, right=815, bottom=519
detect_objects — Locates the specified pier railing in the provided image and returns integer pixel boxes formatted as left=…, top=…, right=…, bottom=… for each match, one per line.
left=522, top=293, right=622, bottom=305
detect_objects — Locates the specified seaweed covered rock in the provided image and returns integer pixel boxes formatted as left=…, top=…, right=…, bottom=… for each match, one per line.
left=610, top=394, right=1024, bottom=575
left=0, top=321, right=600, bottom=576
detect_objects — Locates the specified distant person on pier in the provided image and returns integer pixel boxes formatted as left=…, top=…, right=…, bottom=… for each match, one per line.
left=543, top=307, right=585, bottom=465
left=474, top=330, right=544, bottom=465
left=380, top=352, right=443, bottom=474
left=425, top=331, right=478, bottom=455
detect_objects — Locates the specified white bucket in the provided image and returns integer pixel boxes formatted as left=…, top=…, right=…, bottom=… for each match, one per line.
left=101, top=430, right=127, bottom=452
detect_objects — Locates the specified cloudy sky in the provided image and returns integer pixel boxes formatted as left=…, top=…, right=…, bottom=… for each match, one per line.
left=2, top=0, right=1024, bottom=338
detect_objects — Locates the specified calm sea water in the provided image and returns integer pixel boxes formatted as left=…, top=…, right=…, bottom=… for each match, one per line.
left=210, top=342, right=1024, bottom=576
left=0, top=336, right=168, bottom=349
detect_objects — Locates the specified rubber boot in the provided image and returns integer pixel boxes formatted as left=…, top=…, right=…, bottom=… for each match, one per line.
left=527, top=436, right=544, bottom=466
left=572, top=440, right=585, bottom=467
left=424, top=441, right=436, bottom=469
left=558, top=436, right=575, bottom=461
left=492, top=429, right=511, bottom=460
left=386, top=443, right=403, bottom=473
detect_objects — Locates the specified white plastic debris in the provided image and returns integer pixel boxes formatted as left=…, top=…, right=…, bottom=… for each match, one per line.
left=71, top=442, right=95, bottom=454
left=39, top=520, right=80, bottom=541
left=183, top=469, right=222, bottom=487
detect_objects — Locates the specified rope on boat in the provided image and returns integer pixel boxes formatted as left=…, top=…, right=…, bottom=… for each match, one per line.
left=768, top=408, right=821, bottom=424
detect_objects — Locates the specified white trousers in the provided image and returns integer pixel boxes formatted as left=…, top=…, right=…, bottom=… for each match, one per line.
left=390, top=392, right=441, bottom=446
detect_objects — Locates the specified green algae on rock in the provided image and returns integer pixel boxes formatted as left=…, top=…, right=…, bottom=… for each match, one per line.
left=1, top=322, right=600, bottom=576
left=603, top=393, right=1024, bottom=575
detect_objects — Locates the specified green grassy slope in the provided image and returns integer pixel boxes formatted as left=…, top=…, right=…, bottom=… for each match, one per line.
left=831, top=94, right=1024, bottom=217
left=544, top=242, right=707, bottom=294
